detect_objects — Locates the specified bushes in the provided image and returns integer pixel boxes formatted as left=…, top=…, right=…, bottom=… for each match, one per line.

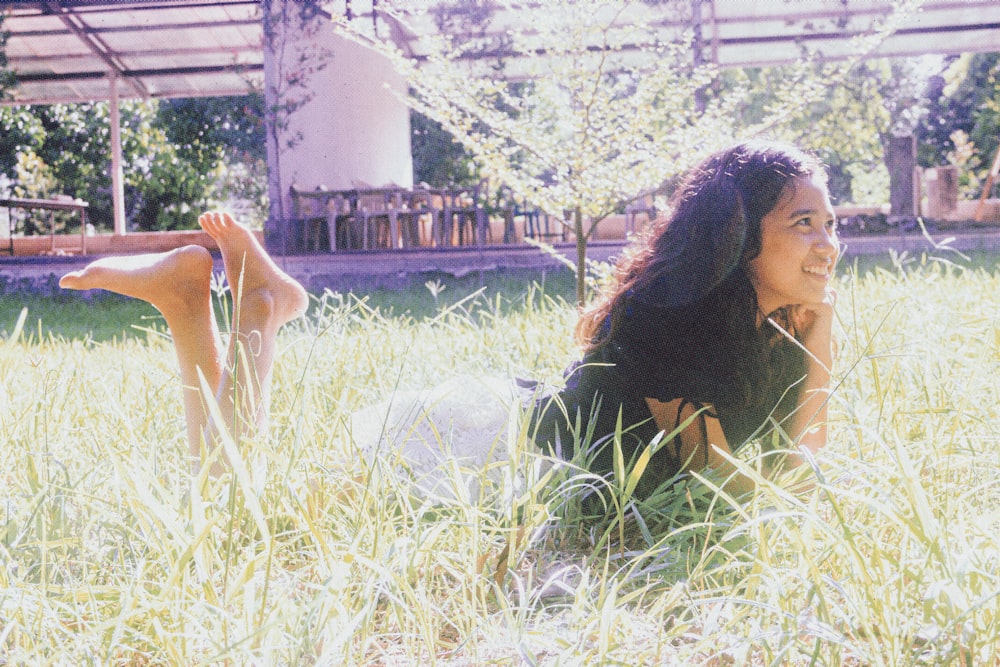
left=0, top=96, right=265, bottom=233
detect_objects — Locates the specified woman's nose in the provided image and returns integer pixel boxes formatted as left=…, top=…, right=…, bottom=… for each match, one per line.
left=814, top=227, right=839, bottom=259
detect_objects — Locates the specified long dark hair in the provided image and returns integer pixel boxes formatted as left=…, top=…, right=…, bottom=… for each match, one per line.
left=576, top=140, right=826, bottom=411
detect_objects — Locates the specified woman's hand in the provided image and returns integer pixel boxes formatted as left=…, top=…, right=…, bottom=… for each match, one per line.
left=789, top=288, right=836, bottom=368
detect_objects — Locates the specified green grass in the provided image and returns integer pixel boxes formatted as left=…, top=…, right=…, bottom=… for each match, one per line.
left=0, top=293, right=163, bottom=342
left=0, top=267, right=580, bottom=342
left=1, top=256, right=999, bottom=664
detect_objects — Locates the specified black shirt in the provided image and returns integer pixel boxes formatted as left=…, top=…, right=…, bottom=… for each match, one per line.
left=531, top=305, right=806, bottom=498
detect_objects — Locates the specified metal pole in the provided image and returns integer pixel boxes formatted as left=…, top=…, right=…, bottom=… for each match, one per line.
left=108, top=71, right=127, bottom=235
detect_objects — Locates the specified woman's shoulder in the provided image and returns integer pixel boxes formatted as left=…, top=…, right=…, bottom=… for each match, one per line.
left=554, top=347, right=681, bottom=411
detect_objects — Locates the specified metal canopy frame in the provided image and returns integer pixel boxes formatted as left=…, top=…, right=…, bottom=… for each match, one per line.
left=345, top=0, right=1000, bottom=73
left=3, top=0, right=263, bottom=105
left=1, top=0, right=999, bottom=237
left=3, top=0, right=264, bottom=235
left=4, top=1, right=999, bottom=107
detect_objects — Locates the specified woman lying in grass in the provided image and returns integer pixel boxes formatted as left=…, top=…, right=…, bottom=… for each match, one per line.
left=534, top=139, right=838, bottom=497
left=60, top=140, right=837, bottom=497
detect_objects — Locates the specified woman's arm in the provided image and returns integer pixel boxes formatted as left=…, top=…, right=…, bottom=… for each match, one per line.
left=783, top=290, right=836, bottom=461
left=645, top=397, right=755, bottom=496
left=641, top=291, right=835, bottom=495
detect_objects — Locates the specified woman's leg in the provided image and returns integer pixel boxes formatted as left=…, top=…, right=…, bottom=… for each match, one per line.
left=59, top=212, right=308, bottom=470
left=59, top=245, right=223, bottom=458
left=197, top=211, right=308, bottom=451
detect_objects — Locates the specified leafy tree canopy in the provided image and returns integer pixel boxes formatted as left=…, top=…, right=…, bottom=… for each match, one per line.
left=0, top=95, right=265, bottom=232
left=0, top=13, right=16, bottom=101
left=917, top=53, right=1000, bottom=197
left=336, top=0, right=919, bottom=303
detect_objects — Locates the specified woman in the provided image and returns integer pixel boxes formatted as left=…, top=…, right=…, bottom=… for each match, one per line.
left=350, top=140, right=837, bottom=499
left=532, top=140, right=837, bottom=498
left=60, top=140, right=837, bottom=496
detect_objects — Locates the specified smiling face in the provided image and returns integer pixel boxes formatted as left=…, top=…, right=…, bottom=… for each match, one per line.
left=747, top=174, right=839, bottom=315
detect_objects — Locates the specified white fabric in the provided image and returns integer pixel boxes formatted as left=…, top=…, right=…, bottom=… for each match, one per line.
left=349, top=375, right=526, bottom=499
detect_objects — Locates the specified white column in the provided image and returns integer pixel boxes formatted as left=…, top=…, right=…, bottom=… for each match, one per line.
left=280, top=33, right=413, bottom=193
left=263, top=0, right=412, bottom=252
left=108, top=71, right=127, bottom=235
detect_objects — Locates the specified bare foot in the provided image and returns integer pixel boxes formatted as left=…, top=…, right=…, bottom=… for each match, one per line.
left=198, top=211, right=308, bottom=327
left=59, top=245, right=214, bottom=321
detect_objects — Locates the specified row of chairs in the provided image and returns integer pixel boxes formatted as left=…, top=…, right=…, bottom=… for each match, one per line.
left=290, top=182, right=494, bottom=251
left=289, top=182, right=657, bottom=252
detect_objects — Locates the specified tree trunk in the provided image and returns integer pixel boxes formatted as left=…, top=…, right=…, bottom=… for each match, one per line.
left=574, top=206, right=586, bottom=306
left=887, top=134, right=917, bottom=218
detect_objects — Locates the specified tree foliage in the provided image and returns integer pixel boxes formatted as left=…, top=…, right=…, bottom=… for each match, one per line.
left=411, top=111, right=479, bottom=187
left=726, top=57, right=938, bottom=207
left=757, top=52, right=1000, bottom=207
left=0, top=96, right=265, bottom=232
left=0, top=13, right=16, bottom=101
left=335, top=0, right=920, bottom=304
left=339, top=0, right=749, bottom=303
left=917, top=53, right=1000, bottom=198
left=718, top=65, right=877, bottom=205
left=145, top=96, right=268, bottom=230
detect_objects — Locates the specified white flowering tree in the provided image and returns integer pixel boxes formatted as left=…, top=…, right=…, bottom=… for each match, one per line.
left=333, top=0, right=918, bottom=304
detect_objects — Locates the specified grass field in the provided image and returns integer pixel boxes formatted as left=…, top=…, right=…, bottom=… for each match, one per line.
left=1, top=253, right=999, bottom=665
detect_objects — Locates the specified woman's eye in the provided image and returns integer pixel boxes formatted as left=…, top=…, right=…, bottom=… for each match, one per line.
left=794, top=218, right=811, bottom=227
left=826, top=219, right=838, bottom=230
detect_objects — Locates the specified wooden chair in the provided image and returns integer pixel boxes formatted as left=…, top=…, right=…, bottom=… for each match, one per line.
left=409, top=188, right=444, bottom=247
left=445, top=178, right=490, bottom=245
left=354, top=189, right=393, bottom=249
left=523, top=205, right=566, bottom=243
left=492, top=186, right=524, bottom=243
left=289, top=184, right=330, bottom=251
left=326, top=193, right=358, bottom=250
left=624, top=191, right=658, bottom=234
left=352, top=188, right=417, bottom=249
left=391, top=189, right=424, bottom=248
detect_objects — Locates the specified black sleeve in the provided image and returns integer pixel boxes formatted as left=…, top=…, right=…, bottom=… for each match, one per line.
left=601, top=302, right=730, bottom=405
